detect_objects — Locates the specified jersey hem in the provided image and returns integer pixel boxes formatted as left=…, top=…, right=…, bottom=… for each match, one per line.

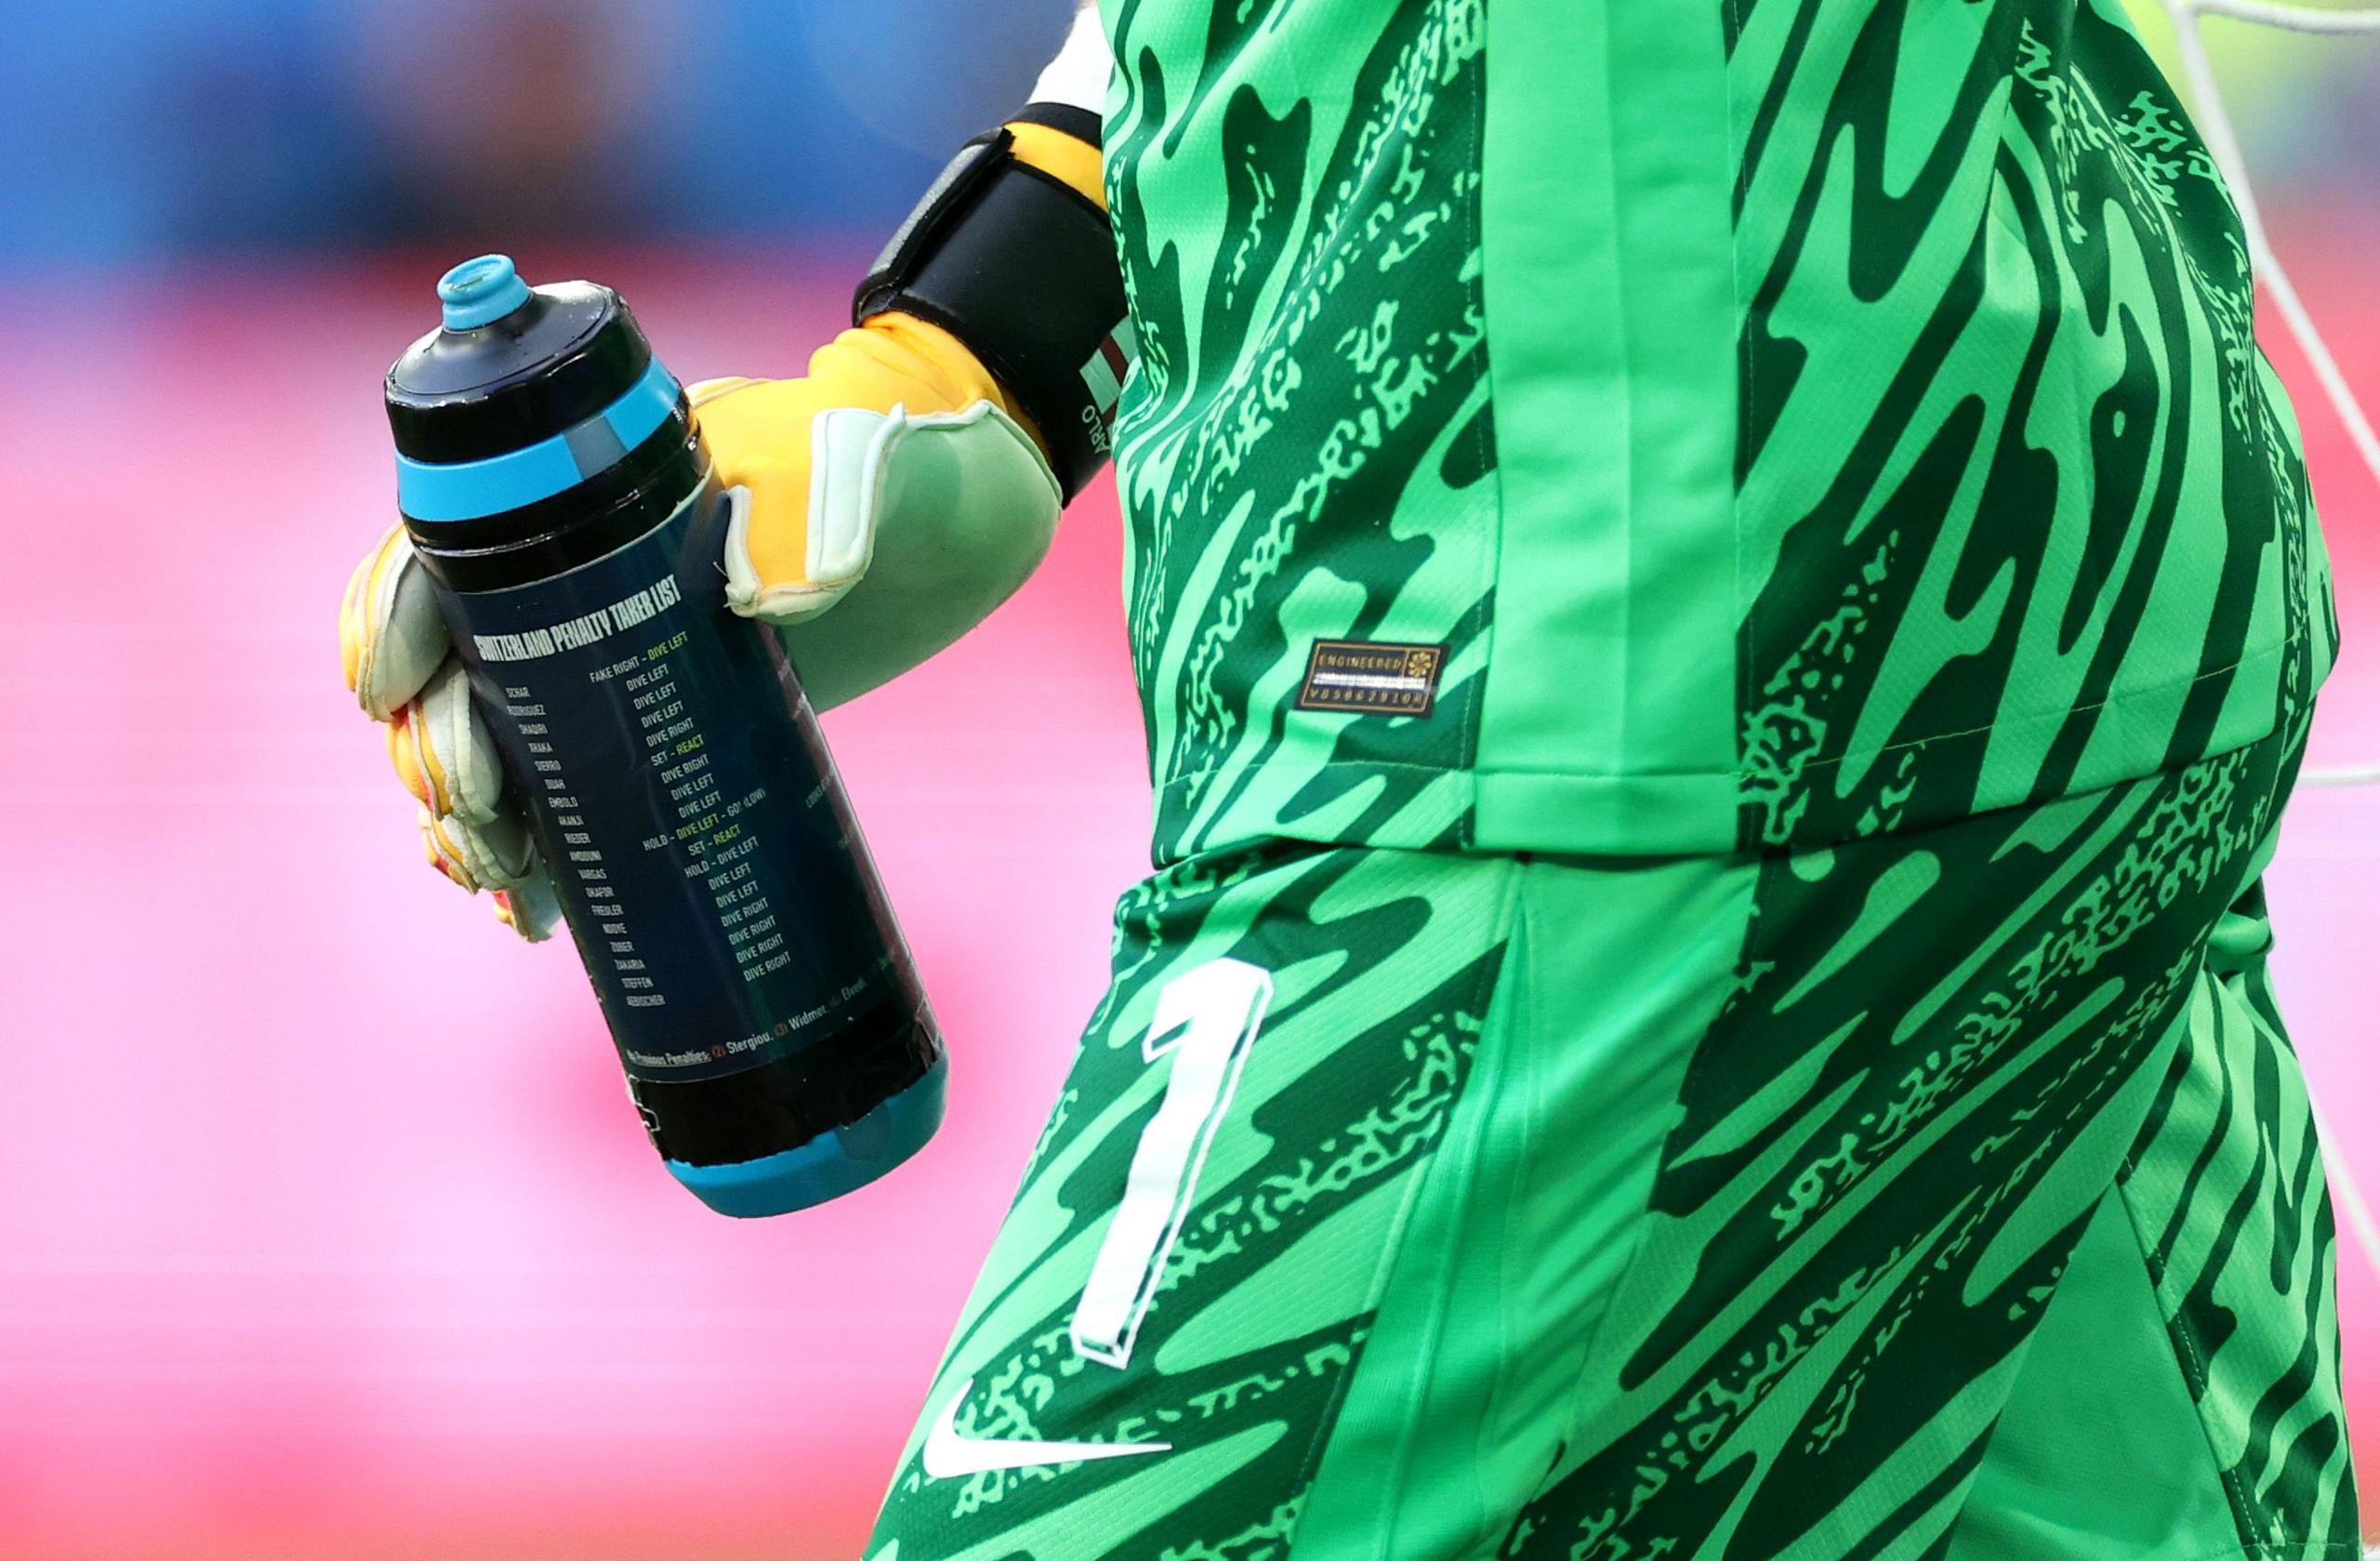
left=1474, top=768, right=1739, bottom=856
left=1151, top=642, right=2288, bottom=862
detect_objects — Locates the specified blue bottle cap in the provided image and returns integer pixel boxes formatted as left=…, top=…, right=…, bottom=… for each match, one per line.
left=389, top=260, right=654, bottom=471
left=437, top=254, right=535, bottom=331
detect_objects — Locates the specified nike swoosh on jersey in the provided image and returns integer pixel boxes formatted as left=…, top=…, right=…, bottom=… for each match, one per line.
left=919, top=1377, right=1172, bottom=1479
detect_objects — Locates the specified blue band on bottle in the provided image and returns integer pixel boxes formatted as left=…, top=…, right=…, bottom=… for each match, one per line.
left=396, top=355, right=684, bottom=523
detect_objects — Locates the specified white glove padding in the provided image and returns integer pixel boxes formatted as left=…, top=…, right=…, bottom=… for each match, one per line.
left=735, top=400, right=1062, bottom=709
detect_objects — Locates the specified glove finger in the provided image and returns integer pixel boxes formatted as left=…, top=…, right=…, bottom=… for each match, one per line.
left=391, top=659, right=539, bottom=896
left=492, top=872, right=563, bottom=944
left=419, top=800, right=541, bottom=894
left=417, top=659, right=509, bottom=825
left=342, top=524, right=451, bottom=721
left=385, top=660, right=509, bottom=824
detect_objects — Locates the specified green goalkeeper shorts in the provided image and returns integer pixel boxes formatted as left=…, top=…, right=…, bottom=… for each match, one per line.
left=866, top=728, right=2360, bottom=1560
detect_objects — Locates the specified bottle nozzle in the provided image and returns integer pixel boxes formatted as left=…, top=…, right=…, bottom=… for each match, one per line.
left=438, top=255, right=533, bottom=331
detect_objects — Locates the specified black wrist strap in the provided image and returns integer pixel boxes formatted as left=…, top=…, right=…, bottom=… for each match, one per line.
left=854, top=118, right=1129, bottom=502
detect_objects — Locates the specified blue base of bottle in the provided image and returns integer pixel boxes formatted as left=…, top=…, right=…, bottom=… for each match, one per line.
left=666, top=1056, right=948, bottom=1218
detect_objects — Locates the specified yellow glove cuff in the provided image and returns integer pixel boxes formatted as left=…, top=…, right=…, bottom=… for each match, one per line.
left=690, top=312, right=1034, bottom=596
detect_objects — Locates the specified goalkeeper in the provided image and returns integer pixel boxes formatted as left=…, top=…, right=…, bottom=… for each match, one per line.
left=343, top=0, right=2362, bottom=1554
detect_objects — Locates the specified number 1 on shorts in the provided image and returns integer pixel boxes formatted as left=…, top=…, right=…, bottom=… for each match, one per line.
left=1070, top=958, right=1274, bottom=1369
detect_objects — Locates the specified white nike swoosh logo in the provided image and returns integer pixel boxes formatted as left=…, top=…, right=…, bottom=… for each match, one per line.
left=919, top=1377, right=1172, bottom=1479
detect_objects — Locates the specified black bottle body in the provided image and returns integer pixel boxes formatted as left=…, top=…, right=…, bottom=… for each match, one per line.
left=388, top=258, right=945, bottom=1216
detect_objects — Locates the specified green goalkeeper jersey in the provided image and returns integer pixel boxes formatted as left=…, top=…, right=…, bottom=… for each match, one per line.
left=1098, top=0, right=2336, bottom=862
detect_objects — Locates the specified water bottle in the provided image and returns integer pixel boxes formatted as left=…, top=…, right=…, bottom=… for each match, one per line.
left=384, top=255, right=945, bottom=1217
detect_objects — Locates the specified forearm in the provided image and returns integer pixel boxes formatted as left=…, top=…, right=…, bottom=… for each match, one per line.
left=1033, top=2, right=1108, bottom=113
left=852, top=2, right=1125, bottom=501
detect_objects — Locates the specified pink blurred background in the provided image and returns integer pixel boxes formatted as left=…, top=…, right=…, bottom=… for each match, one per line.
left=0, top=7, right=2376, bottom=1558
left=0, top=252, right=1164, bottom=1559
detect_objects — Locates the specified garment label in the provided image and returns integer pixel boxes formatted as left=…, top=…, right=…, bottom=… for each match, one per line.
left=1294, top=641, right=1447, bottom=717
